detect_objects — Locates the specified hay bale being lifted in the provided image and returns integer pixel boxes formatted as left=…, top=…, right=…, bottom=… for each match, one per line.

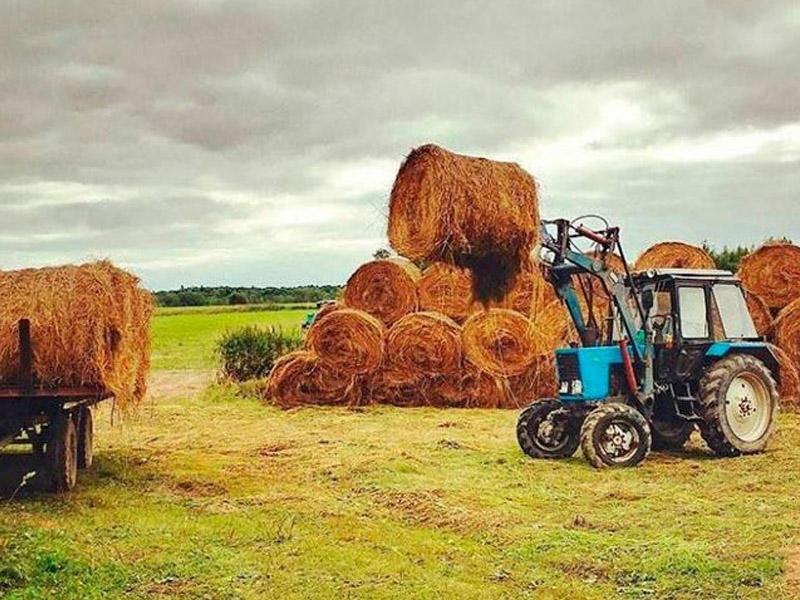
left=634, top=242, right=715, bottom=271
left=388, top=144, right=540, bottom=302
left=462, top=309, right=538, bottom=377
left=343, top=259, right=420, bottom=326
left=386, top=311, right=462, bottom=376
left=738, top=243, right=800, bottom=310
left=306, top=308, right=385, bottom=375
left=418, top=262, right=474, bottom=322
left=744, top=290, right=773, bottom=338
left=266, top=351, right=360, bottom=409
left=0, top=261, right=153, bottom=408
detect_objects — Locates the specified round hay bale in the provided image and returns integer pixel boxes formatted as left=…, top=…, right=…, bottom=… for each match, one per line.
left=744, top=289, right=773, bottom=337
left=364, top=365, right=428, bottom=407
left=770, top=344, right=800, bottom=411
left=388, top=144, right=540, bottom=301
left=506, top=354, right=558, bottom=408
left=481, top=261, right=552, bottom=316
left=429, top=368, right=507, bottom=409
left=311, top=301, right=341, bottom=326
left=306, top=308, right=385, bottom=375
left=343, top=259, right=420, bottom=326
left=634, top=242, right=715, bottom=271
left=773, top=298, right=800, bottom=374
left=386, top=312, right=462, bottom=376
left=738, top=243, right=800, bottom=310
left=265, top=350, right=359, bottom=409
left=531, top=300, right=572, bottom=353
left=462, top=309, right=538, bottom=377
left=418, top=262, right=474, bottom=321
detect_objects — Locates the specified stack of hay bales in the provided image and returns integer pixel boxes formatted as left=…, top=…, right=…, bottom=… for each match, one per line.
left=0, top=261, right=153, bottom=408
left=267, top=144, right=565, bottom=409
left=738, top=242, right=800, bottom=409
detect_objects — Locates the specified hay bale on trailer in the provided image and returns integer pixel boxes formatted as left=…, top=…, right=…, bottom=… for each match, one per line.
left=266, top=350, right=361, bottom=409
left=306, top=308, right=385, bottom=375
left=634, top=242, right=715, bottom=271
left=0, top=261, right=153, bottom=408
left=388, top=144, right=540, bottom=302
left=738, top=243, right=800, bottom=310
left=343, top=259, right=420, bottom=326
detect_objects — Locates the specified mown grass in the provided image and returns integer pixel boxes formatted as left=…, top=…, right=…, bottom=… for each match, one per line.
left=151, top=308, right=308, bottom=370
left=0, top=375, right=799, bottom=599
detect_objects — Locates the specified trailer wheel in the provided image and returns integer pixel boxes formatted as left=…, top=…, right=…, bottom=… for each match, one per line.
left=46, top=416, right=78, bottom=492
left=77, top=407, right=94, bottom=469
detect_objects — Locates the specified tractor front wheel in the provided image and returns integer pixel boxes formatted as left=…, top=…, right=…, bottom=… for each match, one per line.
left=580, top=403, right=652, bottom=468
left=698, top=354, right=778, bottom=456
left=516, top=399, right=581, bottom=459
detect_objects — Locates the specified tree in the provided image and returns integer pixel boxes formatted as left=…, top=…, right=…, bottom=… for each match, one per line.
left=228, top=292, right=248, bottom=305
left=373, top=248, right=392, bottom=260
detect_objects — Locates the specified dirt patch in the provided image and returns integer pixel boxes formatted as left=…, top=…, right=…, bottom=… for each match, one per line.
left=366, top=488, right=503, bottom=534
left=147, top=370, right=213, bottom=400
left=256, top=441, right=295, bottom=457
left=785, top=546, right=800, bottom=595
left=169, top=479, right=228, bottom=498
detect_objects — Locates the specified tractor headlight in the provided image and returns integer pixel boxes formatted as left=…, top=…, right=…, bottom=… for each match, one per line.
left=559, top=379, right=583, bottom=395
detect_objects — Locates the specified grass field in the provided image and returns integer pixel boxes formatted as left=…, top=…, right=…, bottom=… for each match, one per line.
left=151, top=307, right=308, bottom=370
left=1, top=308, right=799, bottom=599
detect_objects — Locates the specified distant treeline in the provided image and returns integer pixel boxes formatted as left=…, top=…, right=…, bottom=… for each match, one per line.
left=155, top=285, right=342, bottom=307
left=702, top=237, right=791, bottom=273
left=155, top=239, right=790, bottom=308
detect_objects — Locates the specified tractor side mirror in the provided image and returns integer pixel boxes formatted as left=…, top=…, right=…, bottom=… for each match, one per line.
left=641, top=289, right=654, bottom=313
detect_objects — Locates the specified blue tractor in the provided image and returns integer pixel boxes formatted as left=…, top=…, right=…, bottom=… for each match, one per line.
left=517, top=217, right=780, bottom=468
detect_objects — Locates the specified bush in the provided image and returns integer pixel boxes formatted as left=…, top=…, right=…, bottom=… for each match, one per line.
left=228, top=292, right=248, bottom=305
left=215, top=326, right=303, bottom=381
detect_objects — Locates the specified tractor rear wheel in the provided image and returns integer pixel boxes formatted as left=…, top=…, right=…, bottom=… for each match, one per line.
left=516, top=399, right=580, bottom=459
left=698, top=354, right=778, bottom=456
left=580, top=403, right=651, bottom=468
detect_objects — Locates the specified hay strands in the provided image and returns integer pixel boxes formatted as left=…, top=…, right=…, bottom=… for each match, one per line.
left=0, top=318, right=112, bottom=401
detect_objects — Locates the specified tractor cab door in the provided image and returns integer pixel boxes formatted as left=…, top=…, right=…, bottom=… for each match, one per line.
left=672, top=282, right=714, bottom=381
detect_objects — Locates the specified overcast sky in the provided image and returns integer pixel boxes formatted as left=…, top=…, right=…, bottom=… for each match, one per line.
left=2, top=1, right=798, bottom=290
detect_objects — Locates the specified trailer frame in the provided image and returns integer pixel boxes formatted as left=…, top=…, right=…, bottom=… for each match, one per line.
left=0, top=318, right=113, bottom=492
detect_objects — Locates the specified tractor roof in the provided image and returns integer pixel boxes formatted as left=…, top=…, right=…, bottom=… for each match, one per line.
left=631, top=268, right=738, bottom=283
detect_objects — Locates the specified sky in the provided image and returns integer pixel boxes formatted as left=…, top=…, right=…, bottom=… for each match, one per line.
left=1, top=1, right=799, bottom=290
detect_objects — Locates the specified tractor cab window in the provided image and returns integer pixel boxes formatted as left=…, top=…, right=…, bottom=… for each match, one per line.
left=712, top=284, right=758, bottom=339
left=678, top=286, right=709, bottom=339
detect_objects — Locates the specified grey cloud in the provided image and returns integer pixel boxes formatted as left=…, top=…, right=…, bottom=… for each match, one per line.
left=0, top=0, right=798, bottom=288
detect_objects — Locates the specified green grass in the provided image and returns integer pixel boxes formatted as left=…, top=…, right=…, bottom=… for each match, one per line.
left=155, top=303, right=316, bottom=317
left=0, top=378, right=798, bottom=599
left=151, top=308, right=308, bottom=370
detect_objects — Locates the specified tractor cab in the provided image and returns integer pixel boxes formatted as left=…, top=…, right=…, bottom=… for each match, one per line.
left=631, top=269, right=777, bottom=385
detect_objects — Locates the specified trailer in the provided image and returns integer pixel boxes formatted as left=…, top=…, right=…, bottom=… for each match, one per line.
left=0, top=319, right=113, bottom=492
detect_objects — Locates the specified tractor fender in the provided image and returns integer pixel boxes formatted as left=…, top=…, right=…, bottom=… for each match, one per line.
left=705, top=342, right=780, bottom=383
